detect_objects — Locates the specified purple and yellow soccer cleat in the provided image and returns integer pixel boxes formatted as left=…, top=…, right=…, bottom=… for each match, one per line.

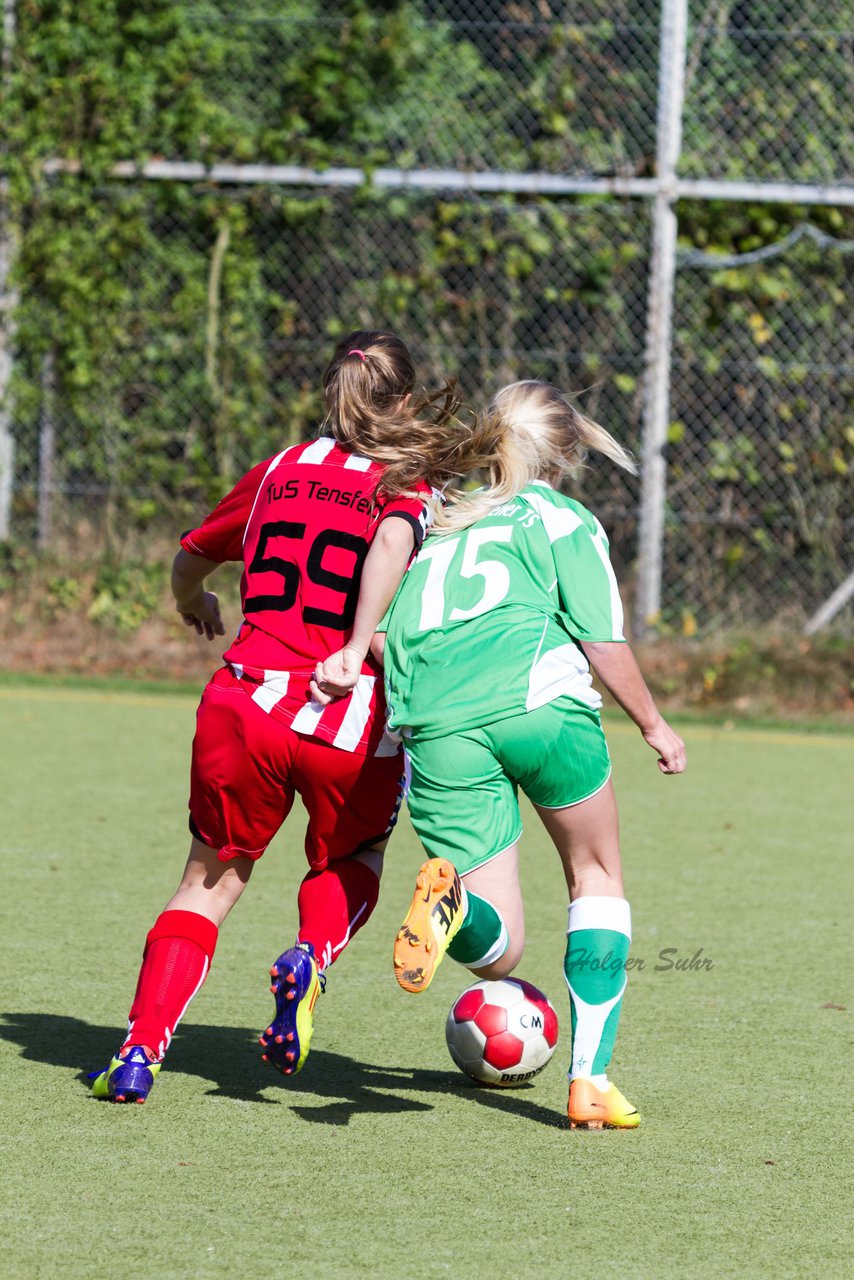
left=90, top=1046, right=161, bottom=1104
left=259, top=942, right=325, bottom=1077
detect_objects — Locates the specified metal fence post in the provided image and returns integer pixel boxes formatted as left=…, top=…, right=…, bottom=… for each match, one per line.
left=37, top=349, right=55, bottom=549
left=804, top=569, right=854, bottom=637
left=636, top=0, right=687, bottom=636
left=0, top=0, right=17, bottom=541
left=0, top=223, right=14, bottom=541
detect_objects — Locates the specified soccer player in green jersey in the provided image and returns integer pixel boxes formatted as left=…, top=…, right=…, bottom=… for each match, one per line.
left=376, top=380, right=686, bottom=1129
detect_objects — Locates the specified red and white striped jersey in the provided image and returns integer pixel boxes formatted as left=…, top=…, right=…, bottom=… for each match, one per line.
left=181, top=437, right=431, bottom=755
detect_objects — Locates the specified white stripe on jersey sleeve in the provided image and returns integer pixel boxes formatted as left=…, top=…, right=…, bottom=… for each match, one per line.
left=299, top=437, right=336, bottom=464
left=520, top=491, right=584, bottom=542
left=252, top=671, right=290, bottom=713
left=589, top=516, right=625, bottom=640
left=243, top=450, right=288, bottom=545
left=343, top=453, right=372, bottom=471
left=332, top=676, right=376, bottom=752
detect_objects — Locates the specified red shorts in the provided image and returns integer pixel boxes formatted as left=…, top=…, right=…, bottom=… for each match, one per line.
left=189, top=667, right=405, bottom=869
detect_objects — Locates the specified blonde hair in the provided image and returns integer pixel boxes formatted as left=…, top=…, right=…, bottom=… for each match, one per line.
left=322, top=330, right=474, bottom=499
left=435, top=380, right=636, bottom=533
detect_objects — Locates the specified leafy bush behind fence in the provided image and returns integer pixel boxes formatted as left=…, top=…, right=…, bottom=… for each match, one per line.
left=4, top=2, right=854, bottom=634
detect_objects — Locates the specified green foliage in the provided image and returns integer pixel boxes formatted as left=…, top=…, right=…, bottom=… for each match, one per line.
left=0, top=540, right=34, bottom=595
left=87, top=560, right=167, bottom=632
left=0, top=544, right=169, bottom=632
left=664, top=199, right=854, bottom=625
left=5, top=2, right=854, bottom=634
left=681, top=0, right=854, bottom=183
left=9, top=2, right=234, bottom=183
left=40, top=573, right=83, bottom=620
left=7, top=1, right=509, bottom=177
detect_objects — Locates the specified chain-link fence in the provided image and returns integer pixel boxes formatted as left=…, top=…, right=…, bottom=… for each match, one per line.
left=10, top=190, right=649, bottom=529
left=671, top=229, right=854, bottom=629
left=22, top=1, right=847, bottom=184
left=182, top=2, right=664, bottom=176
left=3, top=1, right=854, bottom=636
left=9, top=186, right=853, bottom=631
left=682, top=1, right=854, bottom=185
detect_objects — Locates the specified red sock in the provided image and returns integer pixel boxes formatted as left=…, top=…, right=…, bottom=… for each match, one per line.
left=297, top=859, right=380, bottom=971
left=121, top=910, right=219, bottom=1061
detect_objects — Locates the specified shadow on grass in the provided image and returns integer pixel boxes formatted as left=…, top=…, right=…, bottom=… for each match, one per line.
left=0, top=1011, right=565, bottom=1129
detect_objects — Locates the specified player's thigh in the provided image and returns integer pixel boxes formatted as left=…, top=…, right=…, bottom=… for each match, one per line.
left=190, top=666, right=297, bottom=861
left=488, top=700, right=622, bottom=897
left=405, top=730, right=522, bottom=876
left=165, top=836, right=255, bottom=925
left=534, top=777, right=624, bottom=899
left=291, top=737, right=406, bottom=870
left=488, top=698, right=612, bottom=811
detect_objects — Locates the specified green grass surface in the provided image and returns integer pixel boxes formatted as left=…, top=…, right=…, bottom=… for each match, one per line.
left=1, top=685, right=851, bottom=1279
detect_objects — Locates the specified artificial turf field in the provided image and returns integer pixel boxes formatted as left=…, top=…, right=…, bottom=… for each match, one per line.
left=1, top=681, right=851, bottom=1280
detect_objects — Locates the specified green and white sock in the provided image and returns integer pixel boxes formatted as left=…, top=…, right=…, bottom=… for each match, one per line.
left=564, top=896, right=631, bottom=1083
left=447, top=885, right=508, bottom=969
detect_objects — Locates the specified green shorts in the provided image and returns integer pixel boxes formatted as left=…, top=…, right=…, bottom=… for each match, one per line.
left=405, top=698, right=611, bottom=875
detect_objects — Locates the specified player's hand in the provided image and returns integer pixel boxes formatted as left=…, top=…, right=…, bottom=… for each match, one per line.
left=177, top=591, right=225, bottom=642
left=310, top=645, right=364, bottom=704
left=641, top=717, right=686, bottom=775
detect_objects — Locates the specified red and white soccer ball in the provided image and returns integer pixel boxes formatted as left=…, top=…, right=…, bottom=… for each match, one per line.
left=445, top=978, right=559, bottom=1087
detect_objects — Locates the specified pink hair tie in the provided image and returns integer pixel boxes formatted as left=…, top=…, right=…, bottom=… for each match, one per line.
left=347, top=348, right=366, bottom=361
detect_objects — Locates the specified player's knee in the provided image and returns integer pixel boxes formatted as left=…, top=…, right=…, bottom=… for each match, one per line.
left=471, top=931, right=524, bottom=980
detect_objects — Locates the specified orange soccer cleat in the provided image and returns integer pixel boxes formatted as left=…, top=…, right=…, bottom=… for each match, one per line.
left=567, top=1078, right=641, bottom=1130
left=393, top=859, right=465, bottom=993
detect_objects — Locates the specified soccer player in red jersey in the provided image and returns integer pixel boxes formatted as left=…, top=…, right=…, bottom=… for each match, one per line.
left=92, top=331, right=474, bottom=1103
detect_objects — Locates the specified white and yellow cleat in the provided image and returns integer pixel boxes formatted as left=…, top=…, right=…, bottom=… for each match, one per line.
left=393, top=859, right=465, bottom=994
left=567, top=1078, right=640, bottom=1129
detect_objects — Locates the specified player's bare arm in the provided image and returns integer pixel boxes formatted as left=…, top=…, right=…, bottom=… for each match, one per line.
left=581, top=640, right=686, bottom=775
left=369, top=631, right=386, bottom=664
left=171, top=549, right=226, bottom=642
left=312, top=517, right=416, bottom=700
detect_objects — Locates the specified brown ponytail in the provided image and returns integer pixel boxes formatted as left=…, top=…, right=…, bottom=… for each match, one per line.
left=322, top=330, right=474, bottom=498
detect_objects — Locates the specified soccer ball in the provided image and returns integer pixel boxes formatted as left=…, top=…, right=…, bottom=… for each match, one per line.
left=445, top=978, right=559, bottom=1087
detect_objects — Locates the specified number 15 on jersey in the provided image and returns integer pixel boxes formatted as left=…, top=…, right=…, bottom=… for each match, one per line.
left=414, top=527, right=514, bottom=631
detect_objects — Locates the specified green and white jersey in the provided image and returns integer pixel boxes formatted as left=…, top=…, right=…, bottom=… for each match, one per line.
left=383, top=481, right=625, bottom=739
